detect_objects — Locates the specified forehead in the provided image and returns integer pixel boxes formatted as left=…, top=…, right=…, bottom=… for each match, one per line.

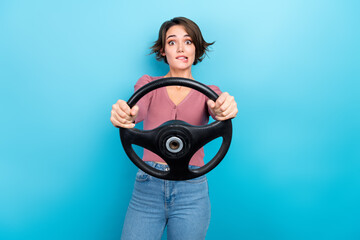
left=165, top=25, right=189, bottom=37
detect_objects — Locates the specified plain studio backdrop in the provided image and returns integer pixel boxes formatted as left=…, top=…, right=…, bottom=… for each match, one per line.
left=0, top=0, right=359, bottom=239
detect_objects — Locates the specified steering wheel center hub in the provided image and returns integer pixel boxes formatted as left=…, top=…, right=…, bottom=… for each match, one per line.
left=166, top=136, right=183, bottom=153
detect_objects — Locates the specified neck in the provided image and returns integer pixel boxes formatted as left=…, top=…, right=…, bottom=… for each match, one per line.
left=164, top=68, right=193, bottom=80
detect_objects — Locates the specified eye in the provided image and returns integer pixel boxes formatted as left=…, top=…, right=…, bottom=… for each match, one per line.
left=168, top=40, right=175, bottom=46
left=185, top=40, right=192, bottom=45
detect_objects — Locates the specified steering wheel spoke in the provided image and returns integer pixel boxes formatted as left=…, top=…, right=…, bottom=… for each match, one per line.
left=120, top=128, right=160, bottom=156
left=190, top=120, right=231, bottom=150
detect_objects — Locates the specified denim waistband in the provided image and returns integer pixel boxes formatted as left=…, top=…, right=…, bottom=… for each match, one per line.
left=144, top=161, right=200, bottom=171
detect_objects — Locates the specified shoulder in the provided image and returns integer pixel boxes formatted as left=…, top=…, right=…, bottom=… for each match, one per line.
left=136, top=74, right=162, bottom=85
left=134, top=74, right=163, bottom=91
left=207, top=84, right=222, bottom=95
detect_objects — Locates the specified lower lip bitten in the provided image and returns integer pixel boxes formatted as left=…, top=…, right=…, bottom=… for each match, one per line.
left=177, top=57, right=188, bottom=62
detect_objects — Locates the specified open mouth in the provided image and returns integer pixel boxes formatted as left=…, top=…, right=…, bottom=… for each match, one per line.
left=176, top=56, right=188, bottom=61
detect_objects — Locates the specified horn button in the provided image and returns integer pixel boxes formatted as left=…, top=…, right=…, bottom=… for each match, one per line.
left=158, top=123, right=191, bottom=159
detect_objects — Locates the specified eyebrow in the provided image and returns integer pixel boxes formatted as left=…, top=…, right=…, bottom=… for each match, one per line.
left=166, top=34, right=191, bottom=39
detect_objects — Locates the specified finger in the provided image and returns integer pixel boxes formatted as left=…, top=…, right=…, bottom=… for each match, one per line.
left=130, top=105, right=139, bottom=117
left=119, top=122, right=136, bottom=128
left=219, top=108, right=237, bottom=120
left=216, top=105, right=238, bottom=121
left=215, top=92, right=229, bottom=109
left=116, top=109, right=133, bottom=122
left=112, top=105, right=134, bottom=123
left=110, top=116, right=135, bottom=128
left=216, top=112, right=234, bottom=121
left=118, top=100, right=131, bottom=115
left=112, top=101, right=131, bottom=119
left=207, top=99, right=215, bottom=109
left=216, top=116, right=232, bottom=121
left=112, top=110, right=131, bottom=125
left=218, top=104, right=234, bottom=118
left=112, top=117, right=135, bottom=128
left=110, top=116, right=121, bottom=127
left=218, top=96, right=235, bottom=116
left=111, top=109, right=121, bottom=123
left=218, top=97, right=233, bottom=116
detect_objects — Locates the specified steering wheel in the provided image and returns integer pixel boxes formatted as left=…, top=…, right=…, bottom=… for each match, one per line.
left=119, top=77, right=232, bottom=180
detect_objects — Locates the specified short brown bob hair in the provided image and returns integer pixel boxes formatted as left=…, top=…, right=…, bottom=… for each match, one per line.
left=150, top=17, right=214, bottom=65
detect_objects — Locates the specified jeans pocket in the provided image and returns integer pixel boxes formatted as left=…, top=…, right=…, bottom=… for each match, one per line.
left=135, top=169, right=149, bottom=182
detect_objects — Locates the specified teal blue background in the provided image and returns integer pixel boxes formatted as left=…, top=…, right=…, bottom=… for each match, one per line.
left=1, top=0, right=359, bottom=239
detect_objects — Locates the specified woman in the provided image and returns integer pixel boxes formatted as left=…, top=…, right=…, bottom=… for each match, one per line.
left=111, top=17, right=238, bottom=240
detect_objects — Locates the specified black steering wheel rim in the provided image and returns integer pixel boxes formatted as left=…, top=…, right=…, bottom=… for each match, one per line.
left=119, top=77, right=232, bottom=180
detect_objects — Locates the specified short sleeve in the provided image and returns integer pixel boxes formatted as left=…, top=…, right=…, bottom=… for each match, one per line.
left=134, top=75, right=153, bottom=123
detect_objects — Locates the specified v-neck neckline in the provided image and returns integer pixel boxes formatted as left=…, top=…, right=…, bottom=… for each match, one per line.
left=163, top=86, right=194, bottom=107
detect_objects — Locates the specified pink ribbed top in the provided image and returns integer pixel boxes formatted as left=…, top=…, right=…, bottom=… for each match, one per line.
left=134, top=75, right=222, bottom=167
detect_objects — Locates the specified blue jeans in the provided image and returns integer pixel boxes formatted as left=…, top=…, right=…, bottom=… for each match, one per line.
left=121, top=161, right=211, bottom=240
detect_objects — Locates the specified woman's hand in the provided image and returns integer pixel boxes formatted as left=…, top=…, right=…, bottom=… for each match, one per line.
left=207, top=92, right=238, bottom=121
left=110, top=100, right=139, bottom=128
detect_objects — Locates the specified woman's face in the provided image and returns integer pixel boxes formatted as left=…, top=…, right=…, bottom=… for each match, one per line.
left=161, top=25, right=196, bottom=71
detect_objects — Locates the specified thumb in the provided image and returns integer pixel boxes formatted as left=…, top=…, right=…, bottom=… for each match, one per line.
left=130, top=105, right=139, bottom=116
left=207, top=99, right=215, bottom=109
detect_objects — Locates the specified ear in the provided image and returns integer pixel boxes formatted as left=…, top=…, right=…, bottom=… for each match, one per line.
left=160, top=48, right=166, bottom=56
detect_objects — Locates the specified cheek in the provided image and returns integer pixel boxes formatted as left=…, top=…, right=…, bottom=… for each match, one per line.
left=189, top=46, right=196, bottom=57
left=190, top=50, right=196, bottom=61
left=162, top=45, right=172, bottom=56
left=163, top=47, right=174, bottom=57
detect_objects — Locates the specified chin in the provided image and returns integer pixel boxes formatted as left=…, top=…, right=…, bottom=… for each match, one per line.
left=174, top=66, right=192, bottom=71
left=172, top=63, right=194, bottom=70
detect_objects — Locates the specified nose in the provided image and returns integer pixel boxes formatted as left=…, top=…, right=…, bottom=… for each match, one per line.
left=177, top=42, right=184, bottom=52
